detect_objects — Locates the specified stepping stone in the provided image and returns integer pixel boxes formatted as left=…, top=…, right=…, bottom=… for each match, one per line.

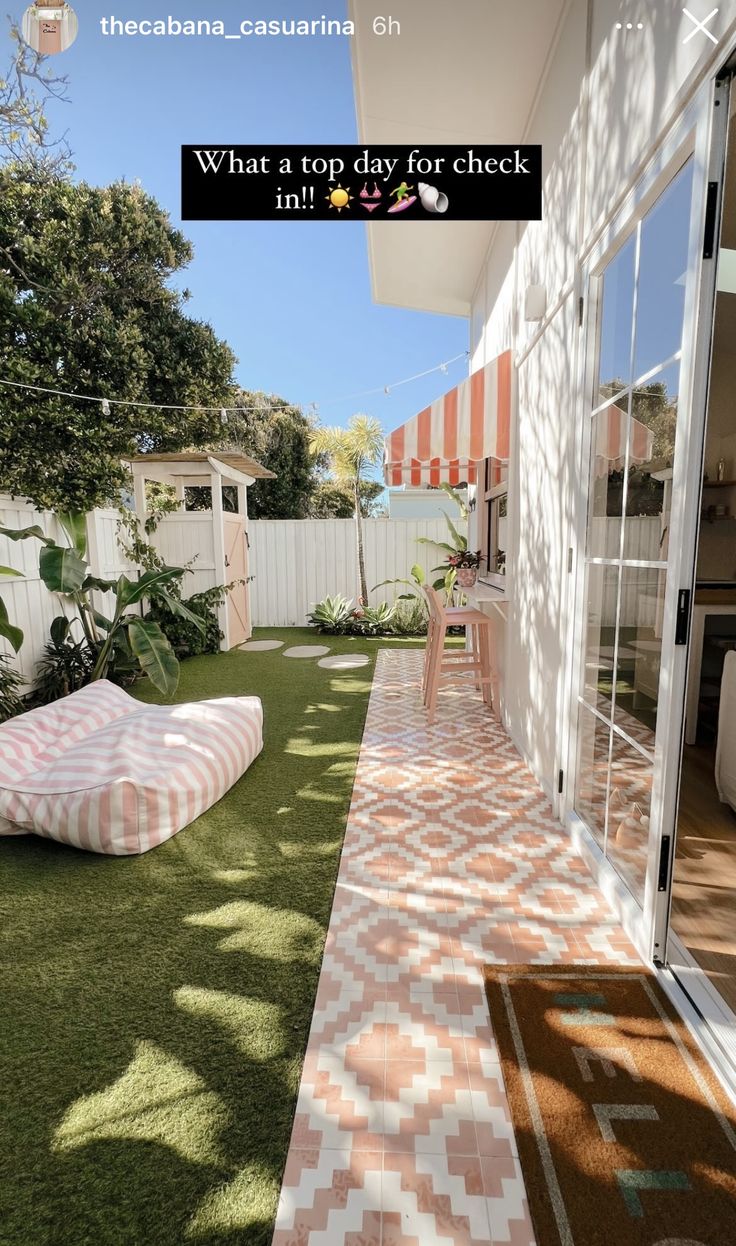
left=239, top=639, right=284, bottom=651
left=283, top=645, right=331, bottom=658
left=318, top=654, right=370, bottom=670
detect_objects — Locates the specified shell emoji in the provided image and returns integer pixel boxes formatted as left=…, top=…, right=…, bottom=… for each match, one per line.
left=418, top=183, right=449, bottom=214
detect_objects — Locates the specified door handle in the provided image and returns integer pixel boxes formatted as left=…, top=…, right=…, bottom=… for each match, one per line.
left=675, top=589, right=691, bottom=646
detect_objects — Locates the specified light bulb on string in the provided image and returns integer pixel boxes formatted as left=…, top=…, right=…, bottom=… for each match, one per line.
left=101, top=398, right=110, bottom=417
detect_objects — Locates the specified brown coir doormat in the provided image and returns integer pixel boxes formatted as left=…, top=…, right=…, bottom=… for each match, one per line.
left=483, top=965, right=736, bottom=1246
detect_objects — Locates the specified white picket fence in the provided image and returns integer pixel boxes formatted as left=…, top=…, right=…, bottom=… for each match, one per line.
left=0, top=502, right=135, bottom=681
left=0, top=502, right=459, bottom=680
left=247, top=518, right=459, bottom=627
left=0, top=498, right=666, bottom=683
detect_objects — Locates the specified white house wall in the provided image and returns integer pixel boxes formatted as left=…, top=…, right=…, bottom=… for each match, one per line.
left=585, top=2, right=733, bottom=238
left=469, top=0, right=736, bottom=800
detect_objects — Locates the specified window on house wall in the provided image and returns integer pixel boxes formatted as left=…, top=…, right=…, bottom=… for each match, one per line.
left=479, top=457, right=508, bottom=587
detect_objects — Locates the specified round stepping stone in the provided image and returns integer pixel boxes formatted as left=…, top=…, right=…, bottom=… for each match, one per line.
left=283, top=644, right=331, bottom=658
left=239, top=639, right=284, bottom=651
left=318, top=654, right=370, bottom=670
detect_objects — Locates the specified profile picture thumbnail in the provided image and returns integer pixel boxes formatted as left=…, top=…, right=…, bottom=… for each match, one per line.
left=21, top=1, right=78, bottom=54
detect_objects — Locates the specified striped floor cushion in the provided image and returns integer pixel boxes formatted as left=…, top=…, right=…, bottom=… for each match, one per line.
left=0, top=682, right=263, bottom=854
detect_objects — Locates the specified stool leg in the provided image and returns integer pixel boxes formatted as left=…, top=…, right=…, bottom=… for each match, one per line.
left=479, top=624, right=494, bottom=710
left=469, top=624, right=482, bottom=691
left=488, top=624, right=501, bottom=715
left=422, top=616, right=434, bottom=702
left=426, top=623, right=446, bottom=724
left=424, top=615, right=439, bottom=704
left=423, top=614, right=438, bottom=707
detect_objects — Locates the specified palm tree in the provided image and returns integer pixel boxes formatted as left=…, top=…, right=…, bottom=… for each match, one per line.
left=310, top=414, right=384, bottom=603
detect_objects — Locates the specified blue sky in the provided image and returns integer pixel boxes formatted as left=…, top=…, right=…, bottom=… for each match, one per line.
left=34, top=0, right=469, bottom=439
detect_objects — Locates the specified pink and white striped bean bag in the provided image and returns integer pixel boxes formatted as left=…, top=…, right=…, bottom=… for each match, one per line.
left=0, top=680, right=263, bottom=854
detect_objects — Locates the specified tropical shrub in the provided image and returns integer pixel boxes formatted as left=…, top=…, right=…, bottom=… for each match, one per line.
left=308, top=595, right=405, bottom=637
left=417, top=512, right=468, bottom=561
left=375, top=562, right=429, bottom=604
left=307, top=594, right=357, bottom=634
left=0, top=563, right=24, bottom=655
left=146, top=584, right=232, bottom=658
left=448, top=548, right=482, bottom=570
left=353, top=601, right=395, bottom=636
left=390, top=599, right=429, bottom=636
left=0, top=515, right=204, bottom=697
left=0, top=654, right=25, bottom=722
left=30, top=616, right=95, bottom=705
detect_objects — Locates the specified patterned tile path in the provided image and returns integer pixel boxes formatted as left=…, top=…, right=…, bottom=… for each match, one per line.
left=273, top=649, right=639, bottom=1245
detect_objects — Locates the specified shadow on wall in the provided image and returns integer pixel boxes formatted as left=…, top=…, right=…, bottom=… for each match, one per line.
left=502, top=0, right=712, bottom=790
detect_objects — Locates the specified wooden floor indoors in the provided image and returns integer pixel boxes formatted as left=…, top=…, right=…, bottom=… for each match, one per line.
left=671, top=744, right=736, bottom=1016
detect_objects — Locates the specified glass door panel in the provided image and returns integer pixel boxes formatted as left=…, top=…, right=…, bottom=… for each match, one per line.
left=575, top=707, right=611, bottom=849
left=574, top=157, right=695, bottom=907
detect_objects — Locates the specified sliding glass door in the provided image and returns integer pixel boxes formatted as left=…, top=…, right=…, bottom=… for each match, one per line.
left=573, top=157, right=697, bottom=917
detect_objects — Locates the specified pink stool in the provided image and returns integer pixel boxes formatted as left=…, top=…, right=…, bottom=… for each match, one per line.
left=422, top=586, right=497, bottom=724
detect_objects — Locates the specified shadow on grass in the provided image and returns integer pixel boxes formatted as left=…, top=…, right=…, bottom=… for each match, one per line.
left=0, top=630, right=423, bottom=1246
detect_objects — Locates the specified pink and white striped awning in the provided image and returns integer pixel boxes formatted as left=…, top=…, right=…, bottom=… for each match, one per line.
left=594, top=403, right=654, bottom=477
left=384, top=351, right=513, bottom=486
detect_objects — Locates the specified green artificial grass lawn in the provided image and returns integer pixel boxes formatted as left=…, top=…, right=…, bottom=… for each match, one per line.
left=0, top=628, right=433, bottom=1246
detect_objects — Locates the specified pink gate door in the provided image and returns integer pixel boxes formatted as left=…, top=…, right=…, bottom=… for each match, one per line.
left=223, top=517, right=250, bottom=647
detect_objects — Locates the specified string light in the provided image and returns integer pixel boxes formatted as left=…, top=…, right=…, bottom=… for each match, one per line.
left=0, top=378, right=272, bottom=414
left=0, top=349, right=471, bottom=417
left=316, top=350, right=469, bottom=409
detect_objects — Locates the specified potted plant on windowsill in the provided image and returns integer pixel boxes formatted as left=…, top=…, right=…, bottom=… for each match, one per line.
left=448, top=548, right=482, bottom=589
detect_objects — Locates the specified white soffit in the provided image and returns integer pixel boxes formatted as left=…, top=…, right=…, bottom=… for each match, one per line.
left=349, top=0, right=566, bottom=316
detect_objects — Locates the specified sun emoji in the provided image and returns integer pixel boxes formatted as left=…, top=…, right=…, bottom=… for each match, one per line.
left=326, top=184, right=353, bottom=213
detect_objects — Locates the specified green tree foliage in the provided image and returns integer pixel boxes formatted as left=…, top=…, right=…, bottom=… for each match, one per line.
left=310, top=478, right=386, bottom=518
left=310, top=415, right=385, bottom=601
left=0, top=167, right=237, bottom=512
left=211, top=391, right=319, bottom=518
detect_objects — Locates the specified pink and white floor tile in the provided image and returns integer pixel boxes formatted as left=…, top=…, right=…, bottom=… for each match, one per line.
left=273, top=649, right=639, bottom=1245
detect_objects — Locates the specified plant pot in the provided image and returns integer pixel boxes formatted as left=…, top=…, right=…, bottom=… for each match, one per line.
left=456, top=567, right=478, bottom=589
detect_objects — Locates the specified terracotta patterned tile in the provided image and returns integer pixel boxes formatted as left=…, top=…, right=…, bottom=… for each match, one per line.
left=383, top=1152, right=493, bottom=1244
left=480, top=1157, right=536, bottom=1245
left=382, top=1057, right=478, bottom=1156
left=308, top=985, right=387, bottom=1053
left=273, top=1149, right=383, bottom=1245
left=272, top=650, right=637, bottom=1245
left=467, top=1062, right=516, bottom=1158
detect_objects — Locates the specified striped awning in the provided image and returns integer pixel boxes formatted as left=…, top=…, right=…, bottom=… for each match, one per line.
left=594, top=404, right=654, bottom=478
left=384, top=351, right=513, bottom=486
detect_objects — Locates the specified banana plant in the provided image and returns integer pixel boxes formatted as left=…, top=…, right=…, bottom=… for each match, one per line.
left=0, top=552, right=25, bottom=653
left=374, top=561, right=457, bottom=605
left=0, top=516, right=204, bottom=696
left=85, top=567, right=203, bottom=693
left=438, top=482, right=469, bottom=521
left=0, top=589, right=24, bottom=654
left=374, top=563, right=429, bottom=601
left=416, top=512, right=468, bottom=559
